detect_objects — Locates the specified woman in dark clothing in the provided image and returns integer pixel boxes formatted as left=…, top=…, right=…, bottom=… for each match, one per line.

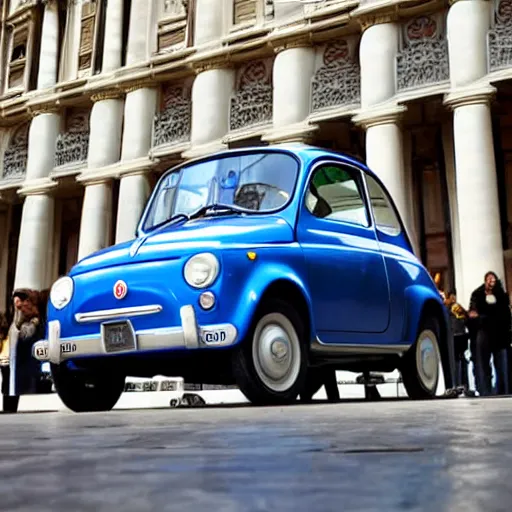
left=468, top=271, right=511, bottom=396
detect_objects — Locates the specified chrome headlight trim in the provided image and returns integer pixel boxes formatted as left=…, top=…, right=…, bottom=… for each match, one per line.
left=50, top=276, right=74, bottom=310
left=183, top=253, right=220, bottom=289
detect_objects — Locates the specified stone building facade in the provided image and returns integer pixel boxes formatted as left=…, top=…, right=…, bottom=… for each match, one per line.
left=0, top=0, right=511, bottom=312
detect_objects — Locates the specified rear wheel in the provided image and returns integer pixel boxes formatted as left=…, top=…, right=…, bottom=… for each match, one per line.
left=232, top=299, right=307, bottom=405
left=400, top=316, right=443, bottom=399
left=51, top=363, right=125, bottom=413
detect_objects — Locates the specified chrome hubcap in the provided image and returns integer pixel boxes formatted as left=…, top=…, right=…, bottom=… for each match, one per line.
left=252, top=313, right=300, bottom=393
left=416, top=329, right=440, bottom=392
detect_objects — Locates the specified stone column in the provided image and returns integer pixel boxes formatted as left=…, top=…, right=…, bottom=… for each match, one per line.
left=445, top=0, right=503, bottom=305
left=353, top=20, right=416, bottom=246
left=14, top=110, right=60, bottom=290
left=194, top=0, right=224, bottom=47
left=266, top=42, right=317, bottom=143
left=102, top=0, right=124, bottom=72
left=115, top=84, right=157, bottom=244
left=37, top=0, right=60, bottom=89
left=78, top=91, right=124, bottom=260
left=186, top=62, right=235, bottom=157
left=360, top=109, right=409, bottom=226
left=125, top=0, right=151, bottom=66
left=445, top=90, right=503, bottom=305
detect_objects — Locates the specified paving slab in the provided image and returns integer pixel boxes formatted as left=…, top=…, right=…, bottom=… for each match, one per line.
left=0, top=396, right=508, bottom=511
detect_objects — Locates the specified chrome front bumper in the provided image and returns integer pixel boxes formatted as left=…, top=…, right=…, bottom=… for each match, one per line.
left=32, top=305, right=238, bottom=364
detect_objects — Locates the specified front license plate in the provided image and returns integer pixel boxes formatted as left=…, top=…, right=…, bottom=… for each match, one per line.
left=102, top=321, right=136, bottom=353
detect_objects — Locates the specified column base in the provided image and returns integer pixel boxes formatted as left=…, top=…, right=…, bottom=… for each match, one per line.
left=182, top=140, right=228, bottom=160
left=262, top=122, right=319, bottom=145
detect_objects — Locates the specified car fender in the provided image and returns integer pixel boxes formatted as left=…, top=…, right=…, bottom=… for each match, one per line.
left=402, top=285, right=448, bottom=344
left=230, top=263, right=315, bottom=344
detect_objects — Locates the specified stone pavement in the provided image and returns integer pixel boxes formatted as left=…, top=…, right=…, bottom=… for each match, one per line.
left=0, top=396, right=509, bottom=511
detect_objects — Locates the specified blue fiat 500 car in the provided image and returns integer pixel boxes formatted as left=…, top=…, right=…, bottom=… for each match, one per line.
left=33, top=144, right=454, bottom=412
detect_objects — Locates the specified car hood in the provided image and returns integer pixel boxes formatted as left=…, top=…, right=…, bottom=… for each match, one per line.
left=70, top=215, right=295, bottom=276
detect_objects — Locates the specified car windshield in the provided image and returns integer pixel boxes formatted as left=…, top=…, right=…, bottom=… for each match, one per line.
left=142, top=152, right=299, bottom=231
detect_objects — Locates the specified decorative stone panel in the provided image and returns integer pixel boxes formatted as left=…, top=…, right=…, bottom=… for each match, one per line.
left=488, top=0, right=512, bottom=72
left=311, top=38, right=361, bottom=112
left=229, top=59, right=273, bottom=132
left=2, top=123, right=29, bottom=180
left=55, top=108, right=91, bottom=168
left=153, top=81, right=192, bottom=147
left=396, top=14, right=449, bottom=91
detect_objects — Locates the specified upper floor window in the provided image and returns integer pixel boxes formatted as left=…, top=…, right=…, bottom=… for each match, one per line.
left=306, top=164, right=369, bottom=228
left=156, top=0, right=193, bottom=53
left=231, top=0, right=274, bottom=31
left=77, top=0, right=107, bottom=76
left=365, top=174, right=402, bottom=236
left=1, top=1, right=43, bottom=96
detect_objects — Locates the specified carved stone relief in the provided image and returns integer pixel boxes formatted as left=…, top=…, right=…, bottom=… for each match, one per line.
left=55, top=108, right=91, bottom=168
left=2, top=123, right=29, bottom=180
left=230, top=59, right=273, bottom=132
left=488, top=0, right=512, bottom=72
left=153, top=82, right=192, bottom=147
left=396, top=14, right=449, bottom=91
left=311, top=39, right=361, bottom=112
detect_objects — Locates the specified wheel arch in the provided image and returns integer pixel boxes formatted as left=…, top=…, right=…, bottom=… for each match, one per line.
left=256, top=279, right=314, bottom=346
left=403, top=286, right=455, bottom=390
left=232, top=262, right=316, bottom=346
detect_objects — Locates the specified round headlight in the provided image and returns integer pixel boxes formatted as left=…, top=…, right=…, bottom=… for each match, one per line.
left=184, top=253, right=219, bottom=289
left=50, top=276, right=74, bottom=310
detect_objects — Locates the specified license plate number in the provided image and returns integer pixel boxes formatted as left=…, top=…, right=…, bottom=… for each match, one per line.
left=103, top=321, right=136, bottom=353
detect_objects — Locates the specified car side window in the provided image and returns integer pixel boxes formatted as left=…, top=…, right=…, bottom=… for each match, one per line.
left=365, top=174, right=402, bottom=236
left=305, top=164, right=369, bottom=227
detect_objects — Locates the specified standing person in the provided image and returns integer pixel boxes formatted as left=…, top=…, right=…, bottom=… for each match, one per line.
left=468, top=271, right=511, bottom=396
left=5, top=289, right=48, bottom=412
left=0, top=312, right=19, bottom=413
left=443, top=291, right=470, bottom=395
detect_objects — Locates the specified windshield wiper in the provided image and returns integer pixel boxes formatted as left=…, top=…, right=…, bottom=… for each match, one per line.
left=188, top=203, right=252, bottom=220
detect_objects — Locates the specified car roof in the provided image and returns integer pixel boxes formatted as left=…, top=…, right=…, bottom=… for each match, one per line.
left=180, top=143, right=378, bottom=180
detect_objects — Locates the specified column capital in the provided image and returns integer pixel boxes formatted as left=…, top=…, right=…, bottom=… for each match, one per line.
left=352, top=104, right=407, bottom=130
left=27, top=104, right=60, bottom=118
left=17, top=177, right=57, bottom=197
left=90, top=89, right=125, bottom=103
left=189, top=55, right=232, bottom=74
left=444, top=84, right=497, bottom=110
left=122, top=80, right=157, bottom=95
left=271, top=35, right=312, bottom=54
left=354, top=12, right=398, bottom=34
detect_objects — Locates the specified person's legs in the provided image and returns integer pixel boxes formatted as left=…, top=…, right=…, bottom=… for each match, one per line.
left=474, top=330, right=492, bottom=396
left=0, top=366, right=19, bottom=413
left=324, top=369, right=340, bottom=402
left=492, top=348, right=509, bottom=396
left=454, top=335, right=468, bottom=389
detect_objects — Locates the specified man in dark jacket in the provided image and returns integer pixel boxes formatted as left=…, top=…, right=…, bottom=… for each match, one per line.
left=468, top=271, right=511, bottom=396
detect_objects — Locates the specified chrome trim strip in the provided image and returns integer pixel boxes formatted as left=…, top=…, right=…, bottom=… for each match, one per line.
left=32, top=309, right=239, bottom=363
left=311, top=337, right=410, bottom=355
left=75, top=304, right=163, bottom=323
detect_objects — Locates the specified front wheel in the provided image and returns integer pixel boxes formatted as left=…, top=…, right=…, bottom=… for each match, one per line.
left=232, top=299, right=308, bottom=405
left=400, top=317, right=443, bottom=400
left=51, top=363, right=125, bottom=413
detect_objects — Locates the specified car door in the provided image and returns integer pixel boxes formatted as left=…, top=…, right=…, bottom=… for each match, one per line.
left=296, top=160, right=391, bottom=334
